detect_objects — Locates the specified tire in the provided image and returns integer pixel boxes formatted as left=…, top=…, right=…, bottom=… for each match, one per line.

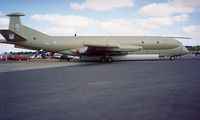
left=107, top=57, right=113, bottom=63
left=100, top=57, right=106, bottom=63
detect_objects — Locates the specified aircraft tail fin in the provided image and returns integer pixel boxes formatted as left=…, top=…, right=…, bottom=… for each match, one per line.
left=7, top=13, right=25, bottom=33
left=5, top=12, right=49, bottom=41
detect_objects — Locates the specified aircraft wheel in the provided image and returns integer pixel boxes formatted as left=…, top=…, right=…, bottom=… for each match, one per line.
left=170, top=56, right=175, bottom=60
left=100, top=57, right=106, bottom=63
left=107, top=57, right=113, bottom=63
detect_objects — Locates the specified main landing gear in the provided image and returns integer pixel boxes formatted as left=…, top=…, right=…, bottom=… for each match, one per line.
left=100, top=56, right=113, bottom=63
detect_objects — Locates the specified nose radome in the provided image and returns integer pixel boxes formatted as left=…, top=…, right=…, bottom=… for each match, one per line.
left=185, top=48, right=189, bottom=54
left=183, top=46, right=189, bottom=54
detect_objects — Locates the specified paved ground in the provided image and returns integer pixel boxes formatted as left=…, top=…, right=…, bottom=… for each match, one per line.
left=0, top=59, right=86, bottom=73
left=0, top=58, right=200, bottom=120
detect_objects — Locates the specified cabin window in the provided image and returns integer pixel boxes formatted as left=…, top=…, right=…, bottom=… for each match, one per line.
left=142, top=41, right=144, bottom=44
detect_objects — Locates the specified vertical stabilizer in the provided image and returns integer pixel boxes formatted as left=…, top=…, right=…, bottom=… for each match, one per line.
left=7, top=13, right=25, bottom=33
left=6, top=12, right=49, bottom=41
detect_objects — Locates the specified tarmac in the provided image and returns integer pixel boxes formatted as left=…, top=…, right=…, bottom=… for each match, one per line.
left=0, top=57, right=200, bottom=120
left=0, top=59, right=87, bottom=73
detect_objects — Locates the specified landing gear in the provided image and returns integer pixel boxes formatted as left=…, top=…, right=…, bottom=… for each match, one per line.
left=100, top=57, right=107, bottom=63
left=100, top=56, right=113, bottom=63
left=170, top=56, right=175, bottom=60
left=107, top=57, right=113, bottom=63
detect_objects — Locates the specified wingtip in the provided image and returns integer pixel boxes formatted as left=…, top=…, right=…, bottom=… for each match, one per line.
left=169, top=37, right=192, bottom=39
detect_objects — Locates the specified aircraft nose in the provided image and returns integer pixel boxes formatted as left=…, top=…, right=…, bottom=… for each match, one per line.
left=182, top=46, right=189, bottom=55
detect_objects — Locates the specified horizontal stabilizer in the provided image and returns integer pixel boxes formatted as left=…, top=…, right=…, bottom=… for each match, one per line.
left=0, top=30, right=26, bottom=41
left=0, top=39, right=6, bottom=42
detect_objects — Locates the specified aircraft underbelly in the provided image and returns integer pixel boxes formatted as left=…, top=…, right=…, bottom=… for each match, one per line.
left=80, top=54, right=159, bottom=61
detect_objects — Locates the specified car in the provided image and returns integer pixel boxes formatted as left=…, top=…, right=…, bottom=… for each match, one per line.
left=195, top=51, right=200, bottom=57
left=10, top=54, right=30, bottom=61
left=0, top=54, right=4, bottom=60
left=30, top=54, right=42, bottom=59
left=0, top=53, right=10, bottom=61
left=51, top=53, right=62, bottom=59
left=60, top=54, right=73, bottom=61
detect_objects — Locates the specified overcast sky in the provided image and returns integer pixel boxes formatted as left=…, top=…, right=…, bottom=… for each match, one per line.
left=0, top=0, right=200, bottom=54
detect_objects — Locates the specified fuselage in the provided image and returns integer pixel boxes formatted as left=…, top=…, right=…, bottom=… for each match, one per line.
left=8, top=35, right=188, bottom=57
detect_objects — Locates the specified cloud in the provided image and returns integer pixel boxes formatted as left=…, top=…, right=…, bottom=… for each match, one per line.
left=138, top=0, right=200, bottom=17
left=137, top=14, right=188, bottom=29
left=0, top=18, right=9, bottom=29
left=0, top=18, right=8, bottom=26
left=0, top=11, right=8, bottom=28
left=172, top=0, right=200, bottom=12
left=101, top=19, right=133, bottom=32
left=31, top=13, right=189, bottom=36
left=31, top=14, right=96, bottom=28
left=100, top=19, right=147, bottom=35
left=138, top=3, right=193, bottom=17
left=183, top=25, right=200, bottom=36
left=70, top=0, right=134, bottom=11
left=44, top=27, right=76, bottom=36
left=0, top=11, right=3, bottom=16
left=171, top=0, right=200, bottom=8
left=99, top=14, right=188, bottom=35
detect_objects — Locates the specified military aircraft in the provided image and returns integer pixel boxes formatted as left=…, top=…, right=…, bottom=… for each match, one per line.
left=0, top=13, right=189, bottom=62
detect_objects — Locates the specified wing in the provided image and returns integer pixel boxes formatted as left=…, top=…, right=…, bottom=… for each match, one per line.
left=61, top=42, right=143, bottom=56
left=83, top=42, right=143, bottom=53
left=70, top=42, right=143, bottom=62
left=83, top=42, right=120, bottom=48
left=60, top=42, right=143, bottom=62
left=0, top=39, right=6, bottom=43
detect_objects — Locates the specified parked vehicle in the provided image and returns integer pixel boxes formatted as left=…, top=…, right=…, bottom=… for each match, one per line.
left=51, top=53, right=62, bottom=59
left=0, top=54, right=5, bottom=60
left=195, top=51, right=200, bottom=56
left=0, top=53, right=9, bottom=61
left=9, top=54, right=30, bottom=61
left=30, top=54, right=42, bottom=59
left=60, top=54, right=73, bottom=61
